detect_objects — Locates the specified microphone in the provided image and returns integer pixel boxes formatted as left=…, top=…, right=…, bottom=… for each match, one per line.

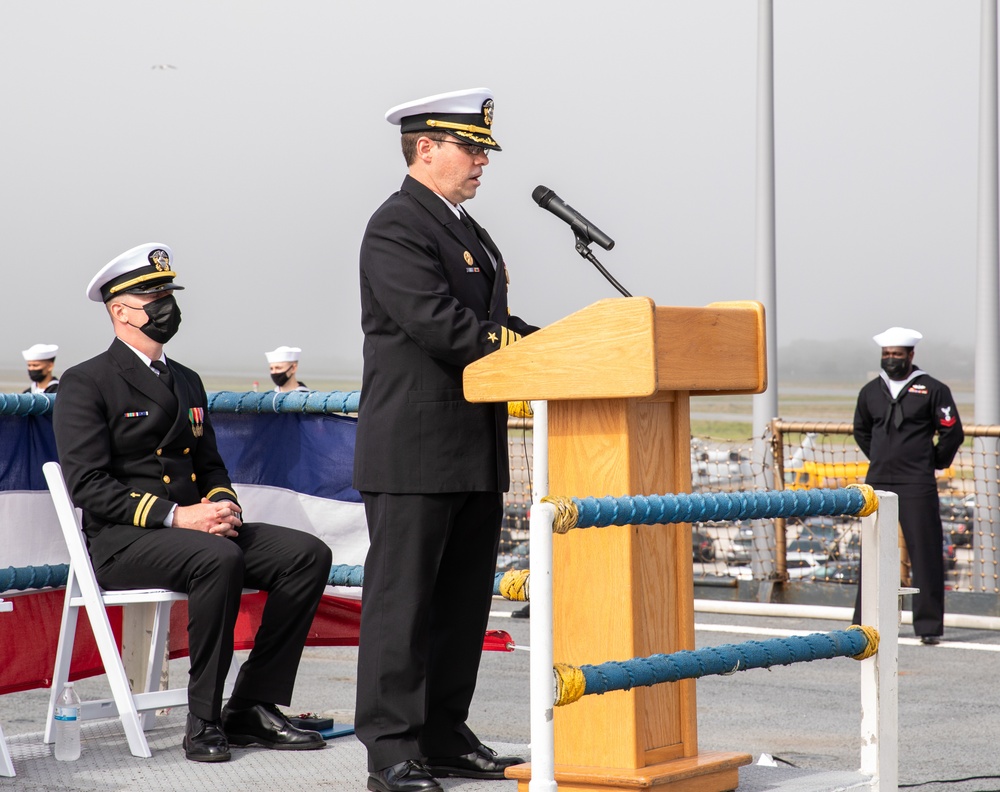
left=532, top=185, right=615, bottom=251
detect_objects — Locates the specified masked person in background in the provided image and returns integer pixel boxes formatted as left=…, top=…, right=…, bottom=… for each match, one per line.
left=22, top=343, right=60, bottom=393
left=265, top=346, right=310, bottom=392
left=852, top=326, right=964, bottom=644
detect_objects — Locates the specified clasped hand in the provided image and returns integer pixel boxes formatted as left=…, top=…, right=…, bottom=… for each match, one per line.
left=174, top=498, right=242, bottom=537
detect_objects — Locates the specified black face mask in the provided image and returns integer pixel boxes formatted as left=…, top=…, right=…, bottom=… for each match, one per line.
left=27, top=368, right=48, bottom=383
left=137, top=294, right=182, bottom=344
left=881, top=357, right=911, bottom=380
left=270, top=368, right=293, bottom=387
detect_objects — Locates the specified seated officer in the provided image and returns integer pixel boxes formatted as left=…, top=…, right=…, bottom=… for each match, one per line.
left=21, top=343, right=60, bottom=393
left=265, top=346, right=310, bottom=392
left=52, top=242, right=333, bottom=762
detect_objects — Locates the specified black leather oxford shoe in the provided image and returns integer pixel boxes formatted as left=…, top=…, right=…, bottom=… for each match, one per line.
left=222, top=703, right=325, bottom=750
left=425, top=743, right=525, bottom=780
left=368, top=760, right=442, bottom=792
left=183, top=712, right=231, bottom=762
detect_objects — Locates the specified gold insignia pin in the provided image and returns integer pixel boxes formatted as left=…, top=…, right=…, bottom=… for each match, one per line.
left=148, top=249, right=170, bottom=271
left=487, top=331, right=498, bottom=343
left=464, top=251, right=474, bottom=266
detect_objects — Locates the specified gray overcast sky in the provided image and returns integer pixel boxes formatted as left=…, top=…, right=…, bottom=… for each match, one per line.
left=0, top=1, right=984, bottom=381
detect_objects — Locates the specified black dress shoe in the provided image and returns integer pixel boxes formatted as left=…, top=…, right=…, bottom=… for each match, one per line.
left=222, top=703, right=325, bottom=750
left=183, top=712, right=231, bottom=762
left=920, top=635, right=941, bottom=645
left=368, top=760, right=442, bottom=792
left=425, top=743, right=525, bottom=779
left=511, top=604, right=530, bottom=619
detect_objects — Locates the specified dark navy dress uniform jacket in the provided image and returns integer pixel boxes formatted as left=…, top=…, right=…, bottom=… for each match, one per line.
left=353, top=175, right=537, bottom=495
left=53, top=338, right=239, bottom=570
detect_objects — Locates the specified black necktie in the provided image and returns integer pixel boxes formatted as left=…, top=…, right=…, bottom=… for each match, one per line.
left=150, top=360, right=173, bottom=390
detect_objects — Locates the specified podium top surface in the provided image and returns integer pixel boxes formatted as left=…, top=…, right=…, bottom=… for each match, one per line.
left=463, top=296, right=766, bottom=402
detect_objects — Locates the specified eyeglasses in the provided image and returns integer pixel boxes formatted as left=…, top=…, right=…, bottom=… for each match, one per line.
left=436, top=140, right=490, bottom=158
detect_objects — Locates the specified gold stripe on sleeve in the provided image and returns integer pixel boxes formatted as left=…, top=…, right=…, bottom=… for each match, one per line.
left=133, top=494, right=154, bottom=527
left=137, top=494, right=158, bottom=528
left=206, top=487, right=238, bottom=501
left=133, top=494, right=150, bottom=526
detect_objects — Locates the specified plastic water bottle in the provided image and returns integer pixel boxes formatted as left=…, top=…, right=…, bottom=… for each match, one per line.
left=54, top=682, right=81, bottom=761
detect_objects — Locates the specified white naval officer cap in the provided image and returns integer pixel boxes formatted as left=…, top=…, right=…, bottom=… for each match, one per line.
left=265, top=346, right=301, bottom=364
left=873, top=327, right=923, bottom=348
left=22, top=343, right=58, bottom=361
left=385, top=87, right=501, bottom=151
left=86, top=243, right=185, bottom=302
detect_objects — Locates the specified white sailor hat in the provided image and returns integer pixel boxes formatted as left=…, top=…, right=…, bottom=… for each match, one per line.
left=873, top=327, right=923, bottom=348
left=86, top=243, right=185, bottom=303
left=385, top=87, right=501, bottom=151
left=265, top=346, right=301, bottom=364
left=22, top=343, right=58, bottom=361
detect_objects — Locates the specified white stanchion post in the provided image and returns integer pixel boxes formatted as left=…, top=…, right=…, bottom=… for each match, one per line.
left=859, top=491, right=899, bottom=792
left=0, top=598, right=15, bottom=777
left=528, top=401, right=556, bottom=792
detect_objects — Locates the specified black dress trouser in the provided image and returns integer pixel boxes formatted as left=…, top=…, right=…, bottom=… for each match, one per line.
left=852, top=481, right=944, bottom=637
left=355, top=491, right=503, bottom=772
left=96, top=522, right=332, bottom=720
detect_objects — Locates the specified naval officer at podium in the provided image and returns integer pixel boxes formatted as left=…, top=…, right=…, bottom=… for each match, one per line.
left=354, top=87, right=538, bottom=792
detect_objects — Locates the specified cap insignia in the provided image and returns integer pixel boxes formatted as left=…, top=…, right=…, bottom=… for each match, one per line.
left=148, top=249, right=170, bottom=271
left=482, top=99, right=494, bottom=128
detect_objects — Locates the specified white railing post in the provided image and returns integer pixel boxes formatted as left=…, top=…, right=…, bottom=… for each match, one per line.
left=527, top=400, right=556, bottom=792
left=0, top=598, right=14, bottom=777
left=859, top=491, right=899, bottom=791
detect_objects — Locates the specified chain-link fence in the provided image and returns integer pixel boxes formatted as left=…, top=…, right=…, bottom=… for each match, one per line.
left=500, top=417, right=1000, bottom=597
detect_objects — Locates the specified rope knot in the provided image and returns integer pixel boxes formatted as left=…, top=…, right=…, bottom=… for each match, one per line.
left=847, top=624, right=880, bottom=660
left=499, top=569, right=530, bottom=602
left=846, top=484, right=879, bottom=517
left=542, top=496, right=578, bottom=534
left=554, top=663, right=587, bottom=706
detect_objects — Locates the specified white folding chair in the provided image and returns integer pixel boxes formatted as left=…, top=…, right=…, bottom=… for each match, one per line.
left=42, top=461, right=246, bottom=759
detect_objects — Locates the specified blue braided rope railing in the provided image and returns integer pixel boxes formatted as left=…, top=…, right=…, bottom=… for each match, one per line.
left=206, top=391, right=360, bottom=415
left=0, top=393, right=56, bottom=416
left=553, top=626, right=880, bottom=706
left=1, top=563, right=367, bottom=595
left=0, top=564, right=69, bottom=592
left=0, top=391, right=360, bottom=417
left=544, top=485, right=877, bottom=533
left=2, top=562, right=531, bottom=600
left=330, top=565, right=529, bottom=601
left=328, top=564, right=365, bottom=588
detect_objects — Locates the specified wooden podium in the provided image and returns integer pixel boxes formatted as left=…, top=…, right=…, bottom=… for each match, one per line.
left=464, top=297, right=766, bottom=792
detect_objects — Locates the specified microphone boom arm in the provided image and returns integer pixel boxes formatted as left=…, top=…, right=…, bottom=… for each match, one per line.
left=574, top=234, right=632, bottom=298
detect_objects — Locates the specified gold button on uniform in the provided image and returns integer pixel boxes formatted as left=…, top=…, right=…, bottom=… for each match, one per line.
left=156, top=449, right=162, bottom=456
left=162, top=475, right=171, bottom=484
left=191, top=473, right=197, bottom=482
left=183, top=448, right=190, bottom=455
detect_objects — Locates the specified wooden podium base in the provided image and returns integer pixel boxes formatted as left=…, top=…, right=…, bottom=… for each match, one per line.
left=505, top=752, right=752, bottom=792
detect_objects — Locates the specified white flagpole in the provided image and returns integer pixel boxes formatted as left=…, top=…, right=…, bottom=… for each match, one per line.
left=753, top=0, right=778, bottom=491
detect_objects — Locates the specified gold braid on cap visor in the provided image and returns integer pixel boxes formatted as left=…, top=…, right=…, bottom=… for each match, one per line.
left=108, top=271, right=178, bottom=295
left=425, top=119, right=493, bottom=136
